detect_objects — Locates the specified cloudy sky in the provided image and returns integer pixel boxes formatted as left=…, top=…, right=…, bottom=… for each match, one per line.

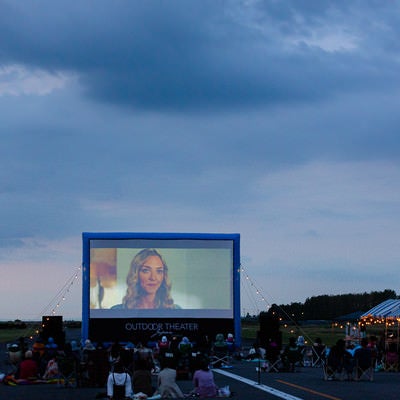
left=1, top=0, right=399, bottom=320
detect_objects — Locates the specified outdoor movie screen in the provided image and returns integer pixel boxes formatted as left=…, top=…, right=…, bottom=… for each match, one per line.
left=83, top=233, right=239, bottom=320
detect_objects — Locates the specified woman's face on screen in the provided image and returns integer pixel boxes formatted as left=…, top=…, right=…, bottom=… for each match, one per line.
left=138, top=255, right=164, bottom=295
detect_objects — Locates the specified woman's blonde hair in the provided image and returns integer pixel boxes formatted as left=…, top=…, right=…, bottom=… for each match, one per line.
left=122, top=248, right=174, bottom=309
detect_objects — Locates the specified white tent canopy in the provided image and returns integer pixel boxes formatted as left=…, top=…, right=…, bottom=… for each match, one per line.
left=361, top=299, right=400, bottom=319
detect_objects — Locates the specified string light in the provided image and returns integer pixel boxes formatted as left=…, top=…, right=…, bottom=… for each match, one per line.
left=241, top=263, right=333, bottom=347
left=240, top=264, right=272, bottom=313
left=20, top=265, right=82, bottom=339
left=49, top=266, right=81, bottom=315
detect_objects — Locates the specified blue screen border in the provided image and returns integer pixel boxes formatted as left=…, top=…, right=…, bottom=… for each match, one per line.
left=82, top=232, right=241, bottom=345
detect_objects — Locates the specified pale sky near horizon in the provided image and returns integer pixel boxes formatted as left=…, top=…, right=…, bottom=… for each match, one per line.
left=1, top=1, right=400, bottom=320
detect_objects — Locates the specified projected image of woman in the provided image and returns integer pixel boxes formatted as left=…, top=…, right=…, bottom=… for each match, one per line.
left=116, top=248, right=178, bottom=309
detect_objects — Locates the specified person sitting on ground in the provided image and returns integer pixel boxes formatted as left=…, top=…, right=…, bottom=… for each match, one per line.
left=83, top=338, right=96, bottom=351
left=32, top=337, right=46, bottom=359
left=258, top=345, right=266, bottom=360
left=136, top=342, right=153, bottom=361
left=132, top=358, right=155, bottom=397
left=43, top=337, right=59, bottom=363
left=17, top=350, right=39, bottom=380
left=32, top=338, right=47, bottom=377
left=106, top=360, right=132, bottom=400
left=135, top=342, right=156, bottom=373
left=156, top=357, right=184, bottom=398
left=70, top=340, right=82, bottom=365
left=108, top=341, right=122, bottom=370
left=42, top=354, right=59, bottom=380
left=192, top=357, right=218, bottom=398
left=45, top=336, right=58, bottom=349
left=245, top=343, right=259, bottom=360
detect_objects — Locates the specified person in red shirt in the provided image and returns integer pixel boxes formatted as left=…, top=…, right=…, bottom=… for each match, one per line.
left=18, top=350, right=39, bottom=380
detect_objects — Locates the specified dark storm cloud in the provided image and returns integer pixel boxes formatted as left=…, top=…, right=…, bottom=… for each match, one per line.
left=1, top=1, right=400, bottom=319
left=1, top=1, right=399, bottom=111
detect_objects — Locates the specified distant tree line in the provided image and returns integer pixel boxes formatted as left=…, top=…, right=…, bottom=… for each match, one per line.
left=273, top=289, right=397, bottom=321
left=0, top=320, right=27, bottom=329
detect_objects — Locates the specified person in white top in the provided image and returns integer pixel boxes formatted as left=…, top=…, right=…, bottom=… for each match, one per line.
left=106, top=361, right=132, bottom=399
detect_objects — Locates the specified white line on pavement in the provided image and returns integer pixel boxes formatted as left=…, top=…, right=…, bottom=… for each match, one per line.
left=213, top=368, right=304, bottom=400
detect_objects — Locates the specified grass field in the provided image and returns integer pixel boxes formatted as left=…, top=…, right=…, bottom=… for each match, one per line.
left=0, top=322, right=43, bottom=343
left=243, top=320, right=385, bottom=347
left=242, top=321, right=346, bottom=346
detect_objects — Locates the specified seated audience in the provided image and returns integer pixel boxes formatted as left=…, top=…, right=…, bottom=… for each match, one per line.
left=178, top=336, right=192, bottom=355
left=296, top=336, right=305, bottom=351
left=106, top=360, right=132, bottom=400
left=327, top=339, right=353, bottom=379
left=132, top=358, right=154, bottom=397
left=192, top=357, right=218, bottom=398
left=43, top=337, right=59, bottom=363
left=213, top=334, right=227, bottom=352
left=43, top=355, right=59, bottom=379
left=108, top=341, right=122, bottom=370
left=245, top=343, right=259, bottom=360
left=225, top=333, right=235, bottom=354
left=156, top=358, right=184, bottom=398
left=354, top=337, right=372, bottom=376
left=282, top=337, right=302, bottom=372
left=17, top=350, right=39, bottom=380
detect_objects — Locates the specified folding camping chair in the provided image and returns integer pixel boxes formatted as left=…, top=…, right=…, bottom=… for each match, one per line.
left=312, top=343, right=326, bottom=367
left=323, top=359, right=347, bottom=381
left=265, top=356, right=282, bottom=372
left=210, top=349, right=230, bottom=368
left=210, top=334, right=231, bottom=368
left=302, top=346, right=313, bottom=367
left=264, top=340, right=282, bottom=372
left=323, top=347, right=352, bottom=381
left=354, top=345, right=374, bottom=382
left=354, top=360, right=374, bottom=381
left=282, top=343, right=303, bottom=372
left=384, top=352, right=399, bottom=372
left=384, top=344, right=399, bottom=372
